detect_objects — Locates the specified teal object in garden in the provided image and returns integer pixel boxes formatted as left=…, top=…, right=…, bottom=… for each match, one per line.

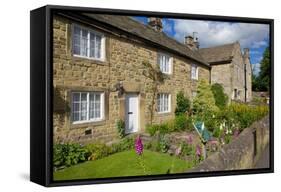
left=193, top=121, right=212, bottom=143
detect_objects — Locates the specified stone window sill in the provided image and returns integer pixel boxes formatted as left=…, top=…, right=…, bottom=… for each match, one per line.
left=72, top=55, right=108, bottom=65
left=155, top=112, right=172, bottom=117
left=70, top=119, right=106, bottom=129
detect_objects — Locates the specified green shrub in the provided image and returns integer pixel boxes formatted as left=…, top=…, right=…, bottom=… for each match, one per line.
left=159, top=136, right=169, bottom=153
left=180, top=142, right=193, bottom=156
left=212, top=125, right=223, bottom=138
left=211, top=83, right=229, bottom=109
left=119, top=137, right=135, bottom=151
left=144, top=135, right=170, bottom=153
left=111, top=137, right=135, bottom=153
left=146, top=115, right=192, bottom=136
left=213, top=103, right=269, bottom=135
left=86, top=137, right=135, bottom=161
left=116, top=119, right=125, bottom=138
left=159, top=123, right=169, bottom=134
left=174, top=114, right=189, bottom=131
left=146, top=124, right=160, bottom=136
left=53, top=143, right=89, bottom=169
left=229, top=103, right=269, bottom=130
left=193, top=80, right=219, bottom=116
left=175, top=91, right=191, bottom=116
left=85, top=143, right=111, bottom=161
left=193, top=110, right=219, bottom=132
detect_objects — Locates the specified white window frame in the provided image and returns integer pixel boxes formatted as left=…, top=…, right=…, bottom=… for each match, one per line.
left=191, top=64, right=199, bottom=80
left=72, top=24, right=106, bottom=61
left=71, top=91, right=105, bottom=124
left=157, top=93, right=171, bottom=113
left=158, top=53, right=173, bottom=74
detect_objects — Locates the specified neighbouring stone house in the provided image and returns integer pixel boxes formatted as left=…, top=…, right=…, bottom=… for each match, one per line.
left=53, top=12, right=252, bottom=144
left=199, top=42, right=252, bottom=102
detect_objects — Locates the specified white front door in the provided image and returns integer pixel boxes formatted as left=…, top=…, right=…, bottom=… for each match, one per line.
left=125, top=93, right=139, bottom=134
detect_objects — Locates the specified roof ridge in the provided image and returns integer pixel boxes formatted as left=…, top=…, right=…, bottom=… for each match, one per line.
left=129, top=16, right=193, bottom=52
left=106, top=15, right=208, bottom=64
left=199, top=42, right=237, bottom=50
left=80, top=13, right=209, bottom=66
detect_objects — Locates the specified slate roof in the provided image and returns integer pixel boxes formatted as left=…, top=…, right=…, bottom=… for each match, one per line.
left=198, top=42, right=237, bottom=64
left=82, top=13, right=210, bottom=67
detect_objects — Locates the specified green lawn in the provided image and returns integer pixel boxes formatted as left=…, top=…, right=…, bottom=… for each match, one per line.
left=54, top=150, right=193, bottom=180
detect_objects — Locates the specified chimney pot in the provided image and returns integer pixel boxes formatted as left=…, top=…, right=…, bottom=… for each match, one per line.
left=244, top=48, right=250, bottom=58
left=184, top=34, right=199, bottom=50
left=148, top=17, right=163, bottom=32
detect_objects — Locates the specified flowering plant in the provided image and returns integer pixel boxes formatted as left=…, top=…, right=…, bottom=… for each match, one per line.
left=135, top=135, right=143, bottom=155
left=135, top=136, right=147, bottom=175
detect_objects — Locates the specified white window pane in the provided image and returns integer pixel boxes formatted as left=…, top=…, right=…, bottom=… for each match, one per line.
left=163, top=56, right=166, bottom=72
left=192, top=65, right=197, bottom=79
left=90, top=33, right=96, bottom=58
left=89, top=93, right=95, bottom=119
left=164, top=56, right=168, bottom=73
left=73, top=103, right=80, bottom=112
left=73, top=30, right=81, bottom=55
left=73, top=112, right=79, bottom=122
left=164, top=94, right=168, bottom=111
left=162, top=94, right=165, bottom=112
left=95, top=94, right=101, bottom=118
left=81, top=29, right=88, bottom=57
left=80, top=93, right=87, bottom=120
left=73, top=93, right=80, bottom=102
left=161, top=94, right=164, bottom=112
left=89, top=93, right=101, bottom=119
left=158, top=54, right=170, bottom=73
left=159, top=55, right=163, bottom=71
left=95, top=35, right=102, bottom=58
left=157, top=94, right=161, bottom=112
left=72, top=93, right=80, bottom=121
left=89, top=33, right=102, bottom=59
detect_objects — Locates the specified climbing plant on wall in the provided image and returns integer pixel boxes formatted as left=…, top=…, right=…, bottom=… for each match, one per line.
left=142, top=60, right=166, bottom=124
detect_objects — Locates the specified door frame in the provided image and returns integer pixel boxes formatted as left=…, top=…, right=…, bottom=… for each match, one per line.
left=124, top=93, right=140, bottom=134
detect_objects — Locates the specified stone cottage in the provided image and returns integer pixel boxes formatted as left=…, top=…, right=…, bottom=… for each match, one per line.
left=53, top=12, right=252, bottom=144
left=199, top=42, right=252, bottom=102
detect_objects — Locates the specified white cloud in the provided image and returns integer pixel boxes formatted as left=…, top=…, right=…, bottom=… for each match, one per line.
left=251, top=40, right=268, bottom=48
left=252, top=63, right=261, bottom=75
left=162, top=19, right=173, bottom=34
left=173, top=19, right=269, bottom=49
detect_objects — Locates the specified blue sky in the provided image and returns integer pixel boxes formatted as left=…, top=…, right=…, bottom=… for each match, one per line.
left=134, top=16, right=269, bottom=76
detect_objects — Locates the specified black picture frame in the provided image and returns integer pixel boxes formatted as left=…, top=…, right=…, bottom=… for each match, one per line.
left=30, top=5, right=274, bottom=187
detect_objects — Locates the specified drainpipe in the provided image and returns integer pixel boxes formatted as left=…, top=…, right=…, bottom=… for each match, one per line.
left=244, top=63, right=247, bottom=102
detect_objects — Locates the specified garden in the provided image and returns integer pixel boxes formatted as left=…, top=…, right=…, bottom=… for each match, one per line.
left=53, top=80, right=269, bottom=180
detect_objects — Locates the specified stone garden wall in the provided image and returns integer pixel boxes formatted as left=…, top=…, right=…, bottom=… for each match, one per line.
left=189, top=115, right=270, bottom=172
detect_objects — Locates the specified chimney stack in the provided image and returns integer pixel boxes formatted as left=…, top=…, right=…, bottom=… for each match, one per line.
left=148, top=17, right=163, bottom=32
left=243, top=48, right=250, bottom=58
left=184, top=33, right=199, bottom=50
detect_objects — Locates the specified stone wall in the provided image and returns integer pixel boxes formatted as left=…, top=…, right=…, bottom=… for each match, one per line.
left=210, top=43, right=252, bottom=102
left=231, top=43, right=246, bottom=101
left=189, top=115, right=270, bottom=172
left=210, top=64, right=232, bottom=99
left=53, top=15, right=210, bottom=144
left=244, top=54, right=252, bottom=102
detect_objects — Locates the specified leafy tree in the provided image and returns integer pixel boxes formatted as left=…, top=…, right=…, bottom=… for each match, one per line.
left=193, top=80, right=219, bottom=131
left=259, top=47, right=270, bottom=91
left=193, top=80, right=218, bottom=114
left=211, top=83, right=228, bottom=109
left=252, top=47, right=270, bottom=91
left=175, top=91, right=191, bottom=116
